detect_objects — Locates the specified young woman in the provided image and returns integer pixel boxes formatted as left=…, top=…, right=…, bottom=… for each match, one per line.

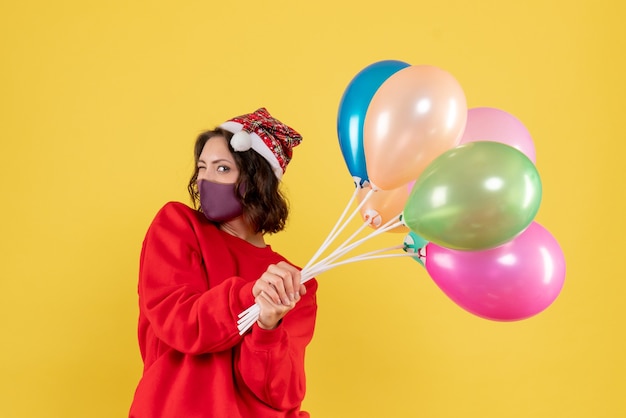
left=129, top=108, right=318, bottom=418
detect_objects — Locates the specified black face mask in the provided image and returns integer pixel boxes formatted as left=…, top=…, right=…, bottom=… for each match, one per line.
left=198, top=179, right=243, bottom=222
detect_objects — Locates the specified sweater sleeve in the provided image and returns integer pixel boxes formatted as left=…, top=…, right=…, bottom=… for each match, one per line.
left=234, top=279, right=318, bottom=410
left=138, top=203, right=253, bottom=354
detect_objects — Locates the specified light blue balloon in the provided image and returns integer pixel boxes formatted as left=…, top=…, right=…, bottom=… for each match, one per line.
left=337, top=60, right=410, bottom=186
left=403, top=231, right=428, bottom=266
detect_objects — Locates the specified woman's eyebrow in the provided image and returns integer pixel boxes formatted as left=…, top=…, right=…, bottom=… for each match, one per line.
left=209, top=158, right=232, bottom=164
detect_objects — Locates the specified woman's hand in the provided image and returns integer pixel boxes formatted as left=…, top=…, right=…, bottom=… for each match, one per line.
left=252, top=262, right=307, bottom=330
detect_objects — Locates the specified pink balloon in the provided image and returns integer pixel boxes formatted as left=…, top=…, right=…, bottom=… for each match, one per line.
left=460, top=107, right=536, bottom=163
left=363, top=65, right=467, bottom=190
left=424, top=222, right=565, bottom=321
left=407, top=180, right=416, bottom=195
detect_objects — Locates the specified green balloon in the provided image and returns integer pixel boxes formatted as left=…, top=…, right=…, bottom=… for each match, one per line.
left=402, top=141, right=542, bottom=250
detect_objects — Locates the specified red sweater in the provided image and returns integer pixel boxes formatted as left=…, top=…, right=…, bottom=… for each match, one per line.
left=129, top=202, right=318, bottom=418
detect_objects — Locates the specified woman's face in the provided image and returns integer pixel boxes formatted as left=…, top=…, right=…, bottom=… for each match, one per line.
left=197, top=136, right=240, bottom=185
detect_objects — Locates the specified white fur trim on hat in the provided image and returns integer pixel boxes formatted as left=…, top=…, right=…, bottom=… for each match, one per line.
left=220, top=121, right=284, bottom=179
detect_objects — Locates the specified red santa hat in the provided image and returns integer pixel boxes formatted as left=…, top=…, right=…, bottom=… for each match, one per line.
left=219, top=108, right=302, bottom=179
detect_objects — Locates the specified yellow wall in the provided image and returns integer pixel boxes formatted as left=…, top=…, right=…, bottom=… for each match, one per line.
left=1, top=1, right=624, bottom=417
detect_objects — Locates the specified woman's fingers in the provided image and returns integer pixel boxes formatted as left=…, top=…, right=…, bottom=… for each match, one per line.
left=264, top=262, right=301, bottom=304
left=252, top=262, right=304, bottom=308
left=252, top=262, right=305, bottom=330
left=256, top=290, right=296, bottom=330
left=267, top=263, right=296, bottom=302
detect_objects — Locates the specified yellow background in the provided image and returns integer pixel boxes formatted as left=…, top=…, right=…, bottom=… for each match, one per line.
left=1, top=0, right=624, bottom=417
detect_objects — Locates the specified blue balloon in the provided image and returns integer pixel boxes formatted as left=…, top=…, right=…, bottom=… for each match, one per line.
left=337, top=60, right=411, bottom=187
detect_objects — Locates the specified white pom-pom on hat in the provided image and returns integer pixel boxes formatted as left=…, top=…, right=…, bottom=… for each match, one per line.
left=219, top=108, right=302, bottom=179
left=230, top=130, right=252, bottom=151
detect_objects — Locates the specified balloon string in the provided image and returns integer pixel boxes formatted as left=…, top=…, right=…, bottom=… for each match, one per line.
left=304, top=219, right=373, bottom=272
left=321, top=214, right=404, bottom=259
left=299, top=213, right=406, bottom=286
left=237, top=306, right=259, bottom=332
left=302, top=244, right=399, bottom=279
left=304, top=245, right=406, bottom=277
left=238, top=215, right=404, bottom=334
left=299, top=213, right=403, bottom=285
left=306, top=250, right=420, bottom=277
left=239, top=190, right=369, bottom=327
left=237, top=240, right=416, bottom=335
left=237, top=214, right=405, bottom=335
left=301, top=186, right=358, bottom=271
left=303, top=187, right=374, bottom=271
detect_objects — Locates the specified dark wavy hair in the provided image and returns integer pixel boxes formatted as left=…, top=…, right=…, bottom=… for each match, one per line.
left=187, top=128, right=290, bottom=234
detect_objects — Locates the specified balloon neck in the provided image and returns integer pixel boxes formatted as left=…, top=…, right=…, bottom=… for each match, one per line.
left=368, top=181, right=381, bottom=191
left=402, top=231, right=429, bottom=267
left=352, top=176, right=370, bottom=189
left=417, top=246, right=426, bottom=267
left=363, top=209, right=382, bottom=228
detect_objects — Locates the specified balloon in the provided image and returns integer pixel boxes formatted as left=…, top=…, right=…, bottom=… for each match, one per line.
left=424, top=222, right=566, bottom=321
left=363, top=65, right=467, bottom=190
left=337, top=60, right=410, bottom=186
left=403, top=231, right=428, bottom=266
left=460, top=107, right=536, bottom=163
left=357, top=184, right=410, bottom=233
left=403, top=141, right=542, bottom=251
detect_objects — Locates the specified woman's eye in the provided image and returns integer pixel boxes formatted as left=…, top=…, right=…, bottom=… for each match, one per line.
left=217, top=166, right=230, bottom=173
